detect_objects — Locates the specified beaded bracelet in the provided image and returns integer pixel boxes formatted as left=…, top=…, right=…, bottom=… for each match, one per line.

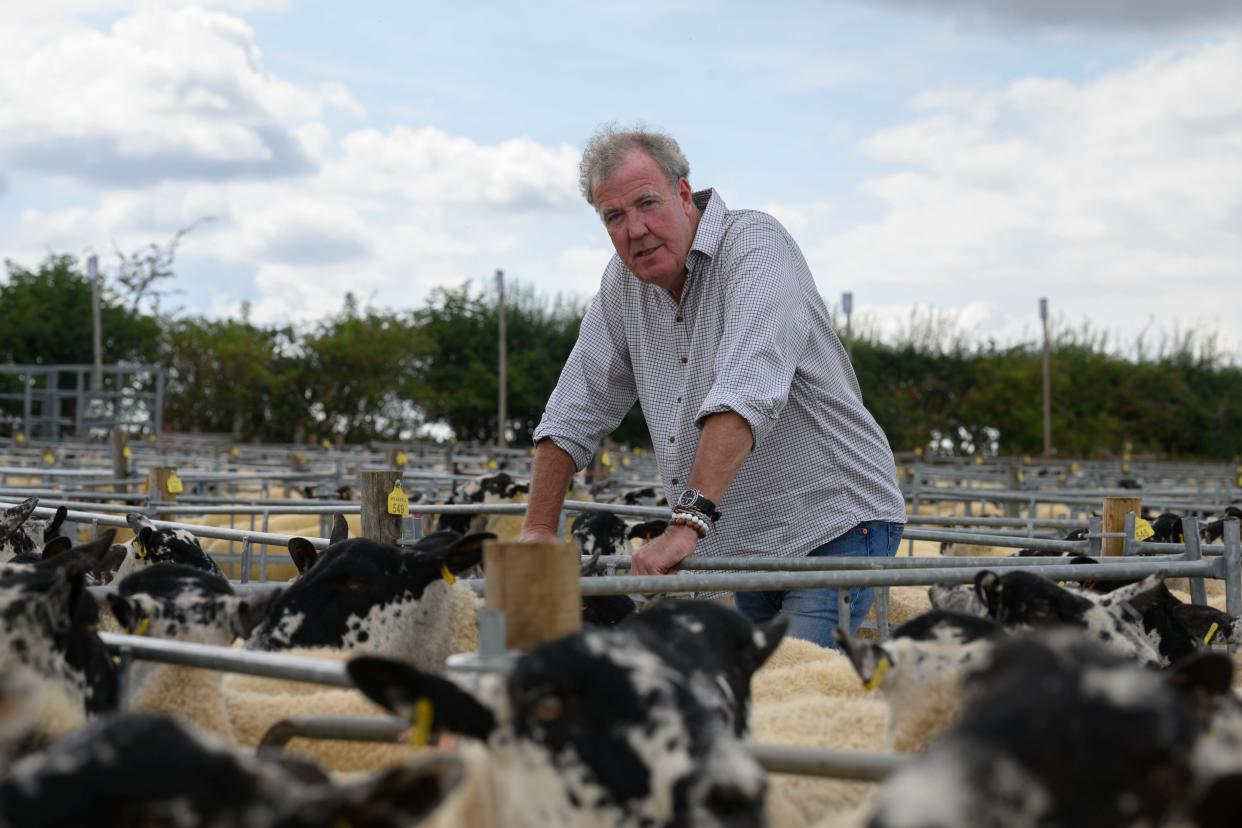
left=669, top=510, right=710, bottom=539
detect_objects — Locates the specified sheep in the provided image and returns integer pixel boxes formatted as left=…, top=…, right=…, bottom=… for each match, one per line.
left=347, top=617, right=775, bottom=828
left=246, top=530, right=491, bottom=670
left=105, top=564, right=279, bottom=740
left=0, top=711, right=463, bottom=828
left=867, top=629, right=1210, bottom=828
left=109, top=513, right=224, bottom=583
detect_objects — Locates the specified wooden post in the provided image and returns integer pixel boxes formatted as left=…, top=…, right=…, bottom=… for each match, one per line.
left=147, top=466, right=177, bottom=522
left=1102, top=496, right=1141, bottom=557
left=361, top=470, right=402, bottom=544
left=1004, top=464, right=1021, bottom=518
left=111, top=428, right=129, bottom=494
left=484, top=540, right=581, bottom=650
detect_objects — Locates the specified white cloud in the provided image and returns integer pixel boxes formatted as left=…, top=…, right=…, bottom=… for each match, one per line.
left=812, top=36, right=1242, bottom=355
left=0, top=4, right=351, bottom=185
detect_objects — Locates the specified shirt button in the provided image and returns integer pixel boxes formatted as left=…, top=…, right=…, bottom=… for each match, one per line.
left=676, top=396, right=682, bottom=403
left=669, top=436, right=676, bottom=444
left=680, top=357, right=688, bottom=364
left=671, top=478, right=679, bottom=485
left=676, top=315, right=683, bottom=322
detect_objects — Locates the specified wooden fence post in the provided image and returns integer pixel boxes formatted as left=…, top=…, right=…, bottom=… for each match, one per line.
left=361, top=470, right=402, bottom=544
left=484, top=540, right=581, bottom=650
left=112, top=428, right=129, bottom=494
left=1102, top=496, right=1141, bottom=557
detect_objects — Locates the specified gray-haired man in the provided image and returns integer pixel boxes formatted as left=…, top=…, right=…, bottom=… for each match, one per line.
left=520, top=124, right=906, bottom=646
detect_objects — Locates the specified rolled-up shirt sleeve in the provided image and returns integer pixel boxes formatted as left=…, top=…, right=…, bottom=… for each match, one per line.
left=695, top=219, right=810, bottom=449
left=532, top=266, right=638, bottom=471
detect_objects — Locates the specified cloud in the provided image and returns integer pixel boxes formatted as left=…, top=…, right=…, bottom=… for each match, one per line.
left=0, top=5, right=350, bottom=186
left=856, top=0, right=1242, bottom=31
left=812, top=36, right=1242, bottom=355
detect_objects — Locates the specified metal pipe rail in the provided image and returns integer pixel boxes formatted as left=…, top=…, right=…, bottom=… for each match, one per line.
left=254, top=715, right=911, bottom=781
left=100, top=633, right=352, bottom=687
left=584, top=553, right=1190, bottom=572
left=461, top=559, right=1223, bottom=597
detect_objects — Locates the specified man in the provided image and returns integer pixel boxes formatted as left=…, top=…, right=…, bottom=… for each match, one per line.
left=519, top=124, right=906, bottom=646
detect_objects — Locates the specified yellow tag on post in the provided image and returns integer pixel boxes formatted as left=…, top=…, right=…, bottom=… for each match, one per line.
left=1134, top=518, right=1155, bottom=542
left=229, top=446, right=240, bottom=458
left=621, top=456, right=631, bottom=467
left=321, top=438, right=333, bottom=451
left=439, top=563, right=456, bottom=585
left=1071, top=462, right=1080, bottom=475
left=147, top=434, right=156, bottom=444
left=123, top=445, right=133, bottom=460
left=167, top=474, right=184, bottom=494
left=486, top=459, right=498, bottom=470
left=409, top=697, right=434, bottom=747
left=395, top=451, right=408, bottom=467
left=1022, top=455, right=1031, bottom=465
left=14, top=432, right=25, bottom=444
left=387, top=483, right=409, bottom=516
left=601, top=451, right=612, bottom=467
left=863, top=658, right=891, bottom=692
left=1204, top=622, right=1221, bottom=647
left=1121, top=462, right=1131, bottom=474
left=1017, top=470, right=1025, bottom=482
left=42, top=451, right=55, bottom=464
left=141, top=479, right=149, bottom=493
left=974, top=456, right=983, bottom=465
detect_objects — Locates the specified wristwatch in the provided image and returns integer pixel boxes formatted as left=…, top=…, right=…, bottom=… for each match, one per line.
left=675, top=488, right=721, bottom=522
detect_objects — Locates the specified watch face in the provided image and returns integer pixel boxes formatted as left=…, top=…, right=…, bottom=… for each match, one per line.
left=677, top=490, right=697, bottom=507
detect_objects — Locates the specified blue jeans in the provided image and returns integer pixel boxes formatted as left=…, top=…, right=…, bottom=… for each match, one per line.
left=733, top=521, right=904, bottom=648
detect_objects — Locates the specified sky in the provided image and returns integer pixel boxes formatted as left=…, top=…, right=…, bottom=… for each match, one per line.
left=1, top=0, right=1239, bottom=357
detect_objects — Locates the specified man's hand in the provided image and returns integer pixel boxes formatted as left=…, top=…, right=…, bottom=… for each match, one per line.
left=519, top=526, right=562, bottom=544
left=630, top=525, right=698, bottom=576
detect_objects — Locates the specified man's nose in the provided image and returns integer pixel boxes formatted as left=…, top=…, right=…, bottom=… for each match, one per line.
left=626, top=212, right=648, bottom=238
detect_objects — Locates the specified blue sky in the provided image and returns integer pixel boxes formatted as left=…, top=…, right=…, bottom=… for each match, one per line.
left=2, top=0, right=1240, bottom=356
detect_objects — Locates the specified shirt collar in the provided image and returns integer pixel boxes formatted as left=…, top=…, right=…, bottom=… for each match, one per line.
left=689, top=188, right=727, bottom=264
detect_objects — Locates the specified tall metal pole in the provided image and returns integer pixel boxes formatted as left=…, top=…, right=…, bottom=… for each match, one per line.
left=1040, top=297, right=1052, bottom=457
left=842, top=291, right=854, bottom=362
left=88, top=254, right=103, bottom=394
left=496, top=269, right=508, bottom=449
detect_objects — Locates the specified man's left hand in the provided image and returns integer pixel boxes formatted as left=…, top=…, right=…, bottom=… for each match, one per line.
left=630, top=525, right=698, bottom=576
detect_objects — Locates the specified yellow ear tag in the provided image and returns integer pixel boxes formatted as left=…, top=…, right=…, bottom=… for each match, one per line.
left=863, top=657, right=891, bottom=691
left=601, top=451, right=611, bottom=467
left=1134, top=518, right=1155, bottom=542
left=167, top=474, right=184, bottom=494
left=387, top=483, right=409, bottom=516
left=486, top=459, right=498, bottom=470
left=134, top=618, right=151, bottom=637
left=123, top=445, right=133, bottom=460
left=140, top=479, right=149, bottom=493
left=409, top=697, right=434, bottom=747
left=229, top=446, right=240, bottom=458
left=1204, top=622, right=1221, bottom=647
left=439, top=564, right=456, bottom=586
left=395, top=451, right=408, bottom=467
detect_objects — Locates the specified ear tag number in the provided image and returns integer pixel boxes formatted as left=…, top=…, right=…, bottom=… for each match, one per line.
left=439, top=564, right=457, bottom=585
left=1134, top=518, right=1155, bottom=542
left=167, top=474, right=184, bottom=494
left=863, top=657, right=891, bottom=691
left=1204, top=622, right=1221, bottom=646
left=409, top=697, right=435, bottom=747
left=387, top=483, right=409, bottom=516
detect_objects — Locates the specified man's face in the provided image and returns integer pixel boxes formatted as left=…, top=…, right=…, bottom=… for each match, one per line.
left=593, top=150, right=698, bottom=296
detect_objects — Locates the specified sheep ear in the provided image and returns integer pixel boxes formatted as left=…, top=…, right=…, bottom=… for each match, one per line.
left=975, top=571, right=1002, bottom=618
left=338, top=753, right=465, bottom=824
left=833, top=628, right=890, bottom=688
left=230, top=588, right=283, bottom=640
left=441, top=532, right=495, bottom=575
left=347, top=656, right=496, bottom=740
left=329, top=513, right=350, bottom=546
left=97, top=544, right=129, bottom=584
left=40, top=536, right=74, bottom=561
left=107, top=594, right=136, bottom=632
left=1167, top=651, right=1234, bottom=718
left=751, top=614, right=789, bottom=671
left=287, top=538, right=319, bottom=575
left=43, top=506, right=69, bottom=541
left=1, top=496, right=38, bottom=538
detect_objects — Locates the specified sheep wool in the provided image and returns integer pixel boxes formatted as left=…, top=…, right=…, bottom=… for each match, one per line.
left=130, top=663, right=234, bottom=742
